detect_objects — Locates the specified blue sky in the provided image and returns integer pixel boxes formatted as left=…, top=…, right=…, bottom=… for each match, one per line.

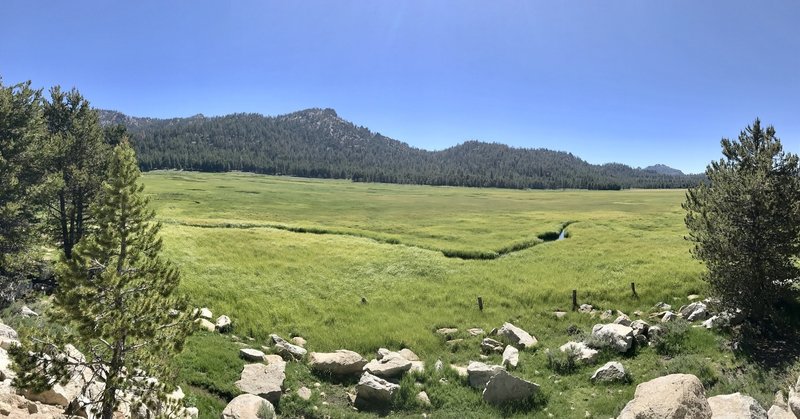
left=2, top=1, right=799, bottom=173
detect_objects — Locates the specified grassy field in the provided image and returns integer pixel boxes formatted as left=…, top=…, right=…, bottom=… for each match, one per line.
left=138, top=171, right=792, bottom=418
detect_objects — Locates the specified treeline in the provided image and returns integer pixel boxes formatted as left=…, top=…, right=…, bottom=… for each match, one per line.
left=101, top=108, right=704, bottom=190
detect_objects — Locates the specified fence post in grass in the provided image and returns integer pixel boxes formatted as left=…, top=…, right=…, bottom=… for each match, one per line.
left=572, top=289, right=578, bottom=311
left=631, top=282, right=638, bottom=298
left=477, top=297, right=483, bottom=312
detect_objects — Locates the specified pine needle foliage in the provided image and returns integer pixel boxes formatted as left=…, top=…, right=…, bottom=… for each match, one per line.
left=683, top=119, right=800, bottom=322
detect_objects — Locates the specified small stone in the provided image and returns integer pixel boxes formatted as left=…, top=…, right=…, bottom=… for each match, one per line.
left=553, top=311, right=567, bottom=319
left=687, top=294, right=700, bottom=301
left=661, top=311, right=677, bottom=322
left=467, top=328, right=485, bottom=336
left=19, top=306, right=38, bottom=317
left=198, top=307, right=213, bottom=319
left=481, top=338, right=505, bottom=353
left=436, top=327, right=458, bottom=337
left=290, top=336, right=307, bottom=347
left=216, top=315, right=232, bottom=333
left=434, top=359, right=443, bottom=372
left=239, top=348, right=265, bottom=362
left=497, top=322, right=537, bottom=348
left=297, top=386, right=312, bottom=401
left=590, top=361, right=626, bottom=383
left=194, top=318, right=216, bottom=332
left=579, top=304, right=593, bottom=313
left=446, top=338, right=464, bottom=346
left=398, top=348, right=419, bottom=361
left=416, top=391, right=431, bottom=406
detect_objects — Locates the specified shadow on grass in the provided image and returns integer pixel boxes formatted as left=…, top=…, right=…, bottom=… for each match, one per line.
left=734, top=297, right=800, bottom=371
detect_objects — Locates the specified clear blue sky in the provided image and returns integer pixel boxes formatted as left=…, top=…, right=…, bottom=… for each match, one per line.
left=2, top=1, right=799, bottom=173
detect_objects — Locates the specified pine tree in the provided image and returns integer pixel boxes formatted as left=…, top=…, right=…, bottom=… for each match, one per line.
left=683, top=119, right=800, bottom=322
left=14, top=141, right=192, bottom=418
left=0, top=79, right=45, bottom=304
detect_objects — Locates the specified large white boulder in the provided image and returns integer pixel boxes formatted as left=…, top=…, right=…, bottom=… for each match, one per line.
left=221, top=394, right=275, bottom=419
left=707, top=393, right=767, bottom=418
left=235, top=358, right=286, bottom=404
left=502, top=345, right=519, bottom=369
left=363, top=352, right=412, bottom=378
left=308, top=350, right=367, bottom=375
left=24, top=344, right=94, bottom=408
left=591, top=323, right=634, bottom=353
left=466, top=361, right=505, bottom=389
left=617, top=374, right=712, bottom=419
left=679, top=302, right=710, bottom=322
left=497, top=322, right=537, bottom=348
left=355, top=372, right=400, bottom=405
left=482, top=369, right=539, bottom=405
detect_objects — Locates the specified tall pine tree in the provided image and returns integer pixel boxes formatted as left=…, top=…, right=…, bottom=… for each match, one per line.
left=684, top=119, right=800, bottom=322
left=14, top=141, right=192, bottom=418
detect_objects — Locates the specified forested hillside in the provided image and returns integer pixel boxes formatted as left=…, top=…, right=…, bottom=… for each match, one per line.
left=100, top=108, right=703, bottom=190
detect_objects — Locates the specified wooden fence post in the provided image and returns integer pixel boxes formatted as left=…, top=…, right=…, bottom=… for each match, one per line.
left=477, top=297, right=483, bottom=311
left=572, top=289, right=578, bottom=311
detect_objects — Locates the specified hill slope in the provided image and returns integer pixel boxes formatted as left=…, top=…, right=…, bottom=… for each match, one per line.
left=99, top=108, right=703, bottom=190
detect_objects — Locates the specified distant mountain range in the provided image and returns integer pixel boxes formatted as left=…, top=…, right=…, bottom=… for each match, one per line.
left=98, top=108, right=703, bottom=190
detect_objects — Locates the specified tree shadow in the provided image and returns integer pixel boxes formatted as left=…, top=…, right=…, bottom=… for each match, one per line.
left=734, top=297, right=800, bottom=370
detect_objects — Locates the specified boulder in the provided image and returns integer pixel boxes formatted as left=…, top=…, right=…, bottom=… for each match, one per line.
left=679, top=302, right=710, bottom=322
left=0, top=324, right=18, bottom=350
left=768, top=392, right=795, bottom=419
left=600, top=310, right=614, bottom=320
left=467, top=361, right=505, bottom=389
left=239, top=348, right=266, bottom=362
left=707, top=393, right=767, bottom=418
left=416, top=390, right=431, bottom=406
left=234, top=360, right=286, bottom=403
left=308, top=350, right=367, bottom=375
left=363, top=353, right=412, bottom=378
left=450, top=364, right=468, bottom=378
left=648, top=325, right=665, bottom=342
left=185, top=406, right=199, bottom=418
left=614, top=315, right=632, bottom=326
left=290, top=336, right=307, bottom=347
left=0, top=348, right=13, bottom=381
left=19, top=305, right=38, bottom=318
left=221, top=394, right=275, bottom=419
left=559, top=341, right=599, bottom=364
left=297, top=386, right=312, bottom=401
left=662, top=311, right=678, bottom=322
left=24, top=344, right=94, bottom=408
left=467, top=328, right=485, bottom=336
left=631, top=319, right=650, bottom=345
left=194, top=318, right=215, bottom=332
left=269, top=334, right=307, bottom=360
left=618, top=374, right=712, bottom=419
left=434, top=359, right=444, bottom=372
left=790, top=384, right=800, bottom=418
left=409, top=361, right=425, bottom=374
left=579, top=304, right=594, bottom=313
left=553, top=311, right=568, bottom=319
left=497, top=322, right=537, bottom=349
left=398, top=348, right=419, bottom=362
left=591, top=323, right=634, bottom=353
left=481, top=338, right=505, bottom=353
left=355, top=372, right=400, bottom=405
left=215, top=315, right=232, bottom=333
left=376, top=347, right=390, bottom=360
left=482, top=369, right=539, bottom=405
left=591, top=361, right=627, bottom=383
left=436, top=328, right=458, bottom=338
left=501, top=345, right=519, bottom=369
left=198, top=307, right=213, bottom=320
left=653, top=302, right=672, bottom=311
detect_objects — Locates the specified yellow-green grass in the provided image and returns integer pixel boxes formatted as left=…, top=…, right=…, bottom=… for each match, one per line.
left=140, top=171, right=789, bottom=418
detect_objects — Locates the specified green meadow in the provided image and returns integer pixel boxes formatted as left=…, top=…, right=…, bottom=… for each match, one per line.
left=140, top=171, right=788, bottom=418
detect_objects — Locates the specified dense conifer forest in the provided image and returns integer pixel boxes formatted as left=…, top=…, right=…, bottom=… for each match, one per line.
left=100, top=108, right=704, bottom=190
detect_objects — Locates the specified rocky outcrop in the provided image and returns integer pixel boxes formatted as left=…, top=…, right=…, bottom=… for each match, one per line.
left=617, top=374, right=712, bottom=419
left=497, top=323, right=537, bottom=349
left=221, top=394, right=275, bottom=419
left=309, top=350, right=367, bottom=375
left=482, top=370, right=539, bottom=405
left=467, top=361, right=504, bottom=389
left=707, top=393, right=767, bottom=418
left=234, top=358, right=286, bottom=403
left=591, top=361, right=626, bottom=383
left=591, top=323, right=634, bottom=353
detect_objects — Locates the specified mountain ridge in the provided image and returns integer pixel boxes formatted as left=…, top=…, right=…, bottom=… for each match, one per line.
left=98, top=108, right=704, bottom=190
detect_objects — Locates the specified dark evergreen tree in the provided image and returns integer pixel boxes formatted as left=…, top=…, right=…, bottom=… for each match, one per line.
left=42, top=87, right=111, bottom=259
left=0, top=79, right=45, bottom=304
left=684, top=119, right=800, bottom=322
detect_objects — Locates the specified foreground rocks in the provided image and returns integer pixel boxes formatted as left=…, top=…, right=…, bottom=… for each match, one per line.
left=221, top=394, right=275, bottom=419
left=363, top=352, right=412, bottom=378
left=467, top=362, right=505, bottom=389
left=707, top=392, right=767, bottom=418
left=618, top=374, right=712, bottom=419
left=496, top=322, right=538, bottom=349
left=591, top=323, right=634, bottom=353
left=235, top=356, right=286, bottom=403
left=559, top=341, right=599, bottom=364
left=482, top=369, right=539, bottom=406
left=355, top=372, right=399, bottom=406
left=591, top=361, right=626, bottom=383
left=309, top=350, right=367, bottom=375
